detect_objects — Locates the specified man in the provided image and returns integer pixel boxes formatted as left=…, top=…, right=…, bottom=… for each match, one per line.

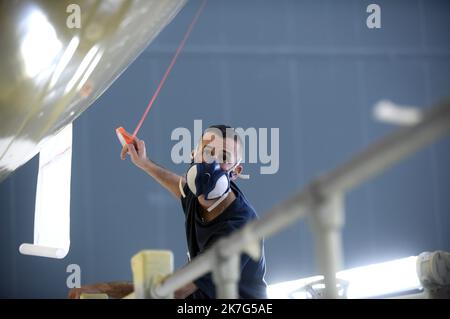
left=69, top=125, right=267, bottom=299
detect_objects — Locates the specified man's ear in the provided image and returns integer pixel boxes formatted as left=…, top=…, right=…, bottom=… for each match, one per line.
left=231, top=164, right=243, bottom=181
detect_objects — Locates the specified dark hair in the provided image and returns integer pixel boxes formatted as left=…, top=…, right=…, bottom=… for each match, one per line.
left=203, top=124, right=243, bottom=159
left=205, top=124, right=232, bottom=137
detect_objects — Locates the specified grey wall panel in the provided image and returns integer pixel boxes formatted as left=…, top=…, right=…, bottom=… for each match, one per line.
left=1, top=0, right=449, bottom=297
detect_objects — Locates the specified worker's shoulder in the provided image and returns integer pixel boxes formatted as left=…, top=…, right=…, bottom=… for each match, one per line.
left=227, top=187, right=259, bottom=224
left=234, top=198, right=258, bottom=220
left=233, top=182, right=258, bottom=210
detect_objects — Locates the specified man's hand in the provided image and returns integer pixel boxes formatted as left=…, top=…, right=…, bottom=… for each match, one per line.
left=68, top=282, right=133, bottom=299
left=120, top=138, right=149, bottom=170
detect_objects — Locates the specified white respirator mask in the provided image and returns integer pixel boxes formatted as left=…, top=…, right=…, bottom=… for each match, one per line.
left=179, top=158, right=249, bottom=212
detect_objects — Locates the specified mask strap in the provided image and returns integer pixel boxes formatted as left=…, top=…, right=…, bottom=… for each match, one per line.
left=206, top=189, right=230, bottom=212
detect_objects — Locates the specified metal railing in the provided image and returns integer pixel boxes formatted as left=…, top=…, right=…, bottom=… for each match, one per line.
left=147, top=96, right=450, bottom=299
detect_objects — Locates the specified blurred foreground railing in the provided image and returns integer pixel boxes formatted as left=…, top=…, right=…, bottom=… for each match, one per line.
left=137, top=97, right=450, bottom=299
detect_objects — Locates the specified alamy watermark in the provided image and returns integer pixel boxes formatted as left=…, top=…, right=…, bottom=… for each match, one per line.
left=66, top=4, right=81, bottom=29
left=66, top=264, right=81, bottom=289
left=366, top=4, right=381, bottom=29
left=171, top=120, right=279, bottom=175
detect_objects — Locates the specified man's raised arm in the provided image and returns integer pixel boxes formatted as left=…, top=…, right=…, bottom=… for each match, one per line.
left=120, top=138, right=185, bottom=199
